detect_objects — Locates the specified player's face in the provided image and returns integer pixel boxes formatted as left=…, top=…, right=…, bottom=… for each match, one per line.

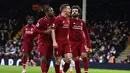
left=27, top=19, right=33, bottom=25
left=71, top=9, right=79, bottom=18
left=48, top=8, right=55, bottom=17
left=64, top=6, right=71, bottom=16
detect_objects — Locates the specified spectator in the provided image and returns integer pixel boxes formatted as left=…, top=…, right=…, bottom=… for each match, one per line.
left=88, top=20, right=128, bottom=63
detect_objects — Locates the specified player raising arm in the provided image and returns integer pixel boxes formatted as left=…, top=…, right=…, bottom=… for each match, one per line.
left=52, top=4, right=72, bottom=73
left=69, top=5, right=91, bottom=73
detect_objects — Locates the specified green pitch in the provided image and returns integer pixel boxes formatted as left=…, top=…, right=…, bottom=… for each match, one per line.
left=0, top=66, right=130, bottom=73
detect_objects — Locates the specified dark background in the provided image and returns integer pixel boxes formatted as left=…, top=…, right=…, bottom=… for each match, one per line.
left=0, top=0, right=129, bottom=21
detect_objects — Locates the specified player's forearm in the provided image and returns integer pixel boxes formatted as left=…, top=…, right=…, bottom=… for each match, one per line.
left=22, top=34, right=24, bottom=39
left=86, top=37, right=91, bottom=48
left=44, top=29, right=52, bottom=34
left=22, top=32, right=25, bottom=39
left=51, top=29, right=57, bottom=43
left=21, top=36, right=24, bottom=42
left=85, top=33, right=91, bottom=48
left=84, top=30, right=91, bottom=48
left=22, top=29, right=25, bottom=39
left=34, top=29, right=45, bottom=34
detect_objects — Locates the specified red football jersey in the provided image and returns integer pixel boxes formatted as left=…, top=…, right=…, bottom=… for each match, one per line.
left=69, top=18, right=91, bottom=48
left=34, top=16, right=55, bottom=44
left=34, top=35, right=39, bottom=41
left=52, top=15, right=70, bottom=44
left=22, top=24, right=36, bottom=43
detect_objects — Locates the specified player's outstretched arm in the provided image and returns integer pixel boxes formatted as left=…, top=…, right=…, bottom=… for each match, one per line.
left=21, top=27, right=25, bottom=41
left=83, top=21, right=91, bottom=48
left=33, top=26, right=45, bottom=34
left=44, top=29, right=52, bottom=34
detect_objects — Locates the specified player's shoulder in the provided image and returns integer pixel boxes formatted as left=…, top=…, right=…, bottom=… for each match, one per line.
left=32, top=24, right=36, bottom=27
left=52, top=16, right=56, bottom=20
left=69, top=17, right=75, bottom=21
left=38, top=17, right=45, bottom=23
left=23, top=25, right=28, bottom=28
left=52, top=16, right=56, bottom=19
left=23, top=25, right=29, bottom=30
left=37, top=17, right=45, bottom=27
left=79, top=19, right=85, bottom=23
left=55, top=15, right=63, bottom=20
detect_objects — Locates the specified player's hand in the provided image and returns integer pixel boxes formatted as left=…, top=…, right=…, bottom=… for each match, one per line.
left=85, top=45, right=89, bottom=52
left=44, top=29, right=51, bottom=34
left=53, top=42, right=58, bottom=48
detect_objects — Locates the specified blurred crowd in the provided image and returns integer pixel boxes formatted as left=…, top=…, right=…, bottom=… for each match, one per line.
left=0, top=36, right=39, bottom=60
left=88, top=20, right=129, bottom=63
left=0, top=38, right=22, bottom=59
left=0, top=17, right=23, bottom=45
left=121, top=53, right=130, bottom=64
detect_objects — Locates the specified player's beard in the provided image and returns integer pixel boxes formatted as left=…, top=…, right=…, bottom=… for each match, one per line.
left=48, top=14, right=55, bottom=17
left=71, top=14, right=79, bottom=18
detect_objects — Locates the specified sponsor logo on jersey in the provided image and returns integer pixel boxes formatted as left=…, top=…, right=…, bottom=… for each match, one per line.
left=62, top=24, right=69, bottom=28
left=25, top=31, right=33, bottom=34
left=73, top=25, right=83, bottom=30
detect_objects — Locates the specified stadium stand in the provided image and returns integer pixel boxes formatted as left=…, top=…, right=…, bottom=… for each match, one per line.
left=120, top=53, right=130, bottom=64
left=88, top=20, right=129, bottom=63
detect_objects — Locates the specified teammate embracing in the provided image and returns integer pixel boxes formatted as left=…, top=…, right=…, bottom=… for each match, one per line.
left=69, top=5, right=91, bottom=73
left=34, top=6, right=55, bottom=73
left=52, top=4, right=72, bottom=73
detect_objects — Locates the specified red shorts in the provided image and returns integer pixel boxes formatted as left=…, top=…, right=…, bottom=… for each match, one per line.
left=55, top=42, right=71, bottom=57
left=22, top=42, right=34, bottom=54
left=70, top=41, right=86, bottom=57
left=38, top=42, right=53, bottom=59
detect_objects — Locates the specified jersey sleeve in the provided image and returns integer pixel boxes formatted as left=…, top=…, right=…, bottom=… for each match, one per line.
left=52, top=17, right=61, bottom=30
left=34, top=19, right=45, bottom=34
left=83, top=21, right=91, bottom=48
left=34, top=35, right=39, bottom=41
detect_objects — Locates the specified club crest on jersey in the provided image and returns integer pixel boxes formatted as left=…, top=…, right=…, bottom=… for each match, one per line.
left=31, top=28, right=33, bottom=30
left=26, top=28, right=28, bottom=30
left=68, top=20, right=70, bottom=24
left=81, top=22, right=83, bottom=26
left=63, top=21, right=65, bottom=24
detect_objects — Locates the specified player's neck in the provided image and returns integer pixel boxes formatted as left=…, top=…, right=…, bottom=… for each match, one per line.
left=27, top=24, right=31, bottom=27
left=45, top=15, right=51, bottom=19
left=61, top=12, right=68, bottom=18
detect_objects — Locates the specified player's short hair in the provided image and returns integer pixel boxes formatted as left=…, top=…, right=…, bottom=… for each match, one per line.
left=26, top=16, right=34, bottom=21
left=44, top=6, right=52, bottom=13
left=60, top=4, right=70, bottom=12
left=72, top=5, right=82, bottom=14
